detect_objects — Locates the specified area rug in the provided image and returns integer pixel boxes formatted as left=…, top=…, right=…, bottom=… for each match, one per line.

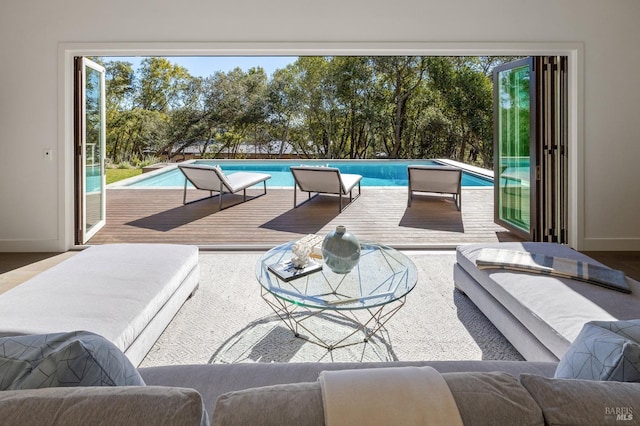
left=140, top=251, right=523, bottom=367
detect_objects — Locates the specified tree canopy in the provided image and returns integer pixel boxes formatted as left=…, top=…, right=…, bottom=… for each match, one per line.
left=98, top=55, right=520, bottom=169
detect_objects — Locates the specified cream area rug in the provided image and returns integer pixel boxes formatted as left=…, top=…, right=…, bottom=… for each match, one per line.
left=140, top=251, right=523, bottom=367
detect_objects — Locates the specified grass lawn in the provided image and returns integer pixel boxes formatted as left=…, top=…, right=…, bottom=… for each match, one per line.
left=107, top=168, right=142, bottom=184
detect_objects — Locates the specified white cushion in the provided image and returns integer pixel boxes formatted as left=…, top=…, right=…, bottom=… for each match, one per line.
left=225, top=171, right=271, bottom=192
left=456, top=242, right=640, bottom=359
left=339, top=173, right=362, bottom=193
left=0, top=244, right=199, bottom=360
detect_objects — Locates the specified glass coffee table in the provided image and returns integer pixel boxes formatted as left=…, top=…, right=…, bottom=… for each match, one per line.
left=256, top=241, right=418, bottom=350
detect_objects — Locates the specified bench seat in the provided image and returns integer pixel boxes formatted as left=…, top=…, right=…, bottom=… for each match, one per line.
left=454, top=242, right=640, bottom=361
left=0, top=244, right=199, bottom=366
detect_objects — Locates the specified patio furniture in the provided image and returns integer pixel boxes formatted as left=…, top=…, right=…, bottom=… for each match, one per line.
left=178, top=163, right=271, bottom=209
left=407, top=165, right=462, bottom=210
left=256, top=241, right=418, bottom=350
left=290, top=166, right=362, bottom=212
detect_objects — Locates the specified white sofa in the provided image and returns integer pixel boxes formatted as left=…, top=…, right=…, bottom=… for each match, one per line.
left=0, top=244, right=199, bottom=366
left=454, top=242, right=640, bottom=361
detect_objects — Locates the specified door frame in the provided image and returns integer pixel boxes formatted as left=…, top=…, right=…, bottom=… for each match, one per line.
left=57, top=42, right=583, bottom=250
left=492, top=57, right=537, bottom=240
left=74, top=57, right=107, bottom=244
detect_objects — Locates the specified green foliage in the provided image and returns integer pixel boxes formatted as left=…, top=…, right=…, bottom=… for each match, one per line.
left=100, top=55, right=519, bottom=168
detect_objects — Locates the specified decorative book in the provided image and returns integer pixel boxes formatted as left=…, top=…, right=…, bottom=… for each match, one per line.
left=475, top=248, right=630, bottom=293
left=268, top=259, right=323, bottom=282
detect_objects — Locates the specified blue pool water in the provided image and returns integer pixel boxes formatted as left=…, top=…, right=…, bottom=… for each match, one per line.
left=86, top=166, right=102, bottom=193
left=124, top=160, right=492, bottom=188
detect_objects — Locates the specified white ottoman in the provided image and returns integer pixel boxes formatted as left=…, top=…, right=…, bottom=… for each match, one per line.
left=454, top=242, right=640, bottom=361
left=0, top=244, right=199, bottom=366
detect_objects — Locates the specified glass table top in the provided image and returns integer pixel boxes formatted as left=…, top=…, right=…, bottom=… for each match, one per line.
left=256, top=241, right=418, bottom=310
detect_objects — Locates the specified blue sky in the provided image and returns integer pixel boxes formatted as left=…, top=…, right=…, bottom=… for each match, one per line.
left=104, top=56, right=298, bottom=78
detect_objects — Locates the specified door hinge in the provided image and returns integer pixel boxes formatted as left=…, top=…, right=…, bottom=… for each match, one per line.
left=536, top=165, right=541, bottom=180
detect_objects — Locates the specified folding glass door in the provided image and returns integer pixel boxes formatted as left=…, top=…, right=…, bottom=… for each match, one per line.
left=493, top=57, right=567, bottom=243
left=75, top=57, right=106, bottom=244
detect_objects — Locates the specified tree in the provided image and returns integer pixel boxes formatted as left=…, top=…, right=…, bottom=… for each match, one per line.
left=267, top=65, right=302, bottom=156
left=198, top=67, right=269, bottom=157
left=330, top=56, right=376, bottom=158
left=100, top=55, right=503, bottom=167
left=290, top=57, right=338, bottom=158
left=426, top=57, right=493, bottom=167
left=104, top=60, right=135, bottom=110
left=372, top=56, right=429, bottom=158
left=135, top=58, right=192, bottom=112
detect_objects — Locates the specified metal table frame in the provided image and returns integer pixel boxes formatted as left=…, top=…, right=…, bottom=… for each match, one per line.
left=256, top=241, right=418, bottom=350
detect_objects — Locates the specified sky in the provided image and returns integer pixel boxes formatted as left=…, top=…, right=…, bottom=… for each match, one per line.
left=104, top=56, right=298, bottom=78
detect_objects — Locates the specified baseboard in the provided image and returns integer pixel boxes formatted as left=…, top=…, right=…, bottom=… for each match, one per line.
left=0, top=239, right=66, bottom=252
left=581, top=238, right=640, bottom=251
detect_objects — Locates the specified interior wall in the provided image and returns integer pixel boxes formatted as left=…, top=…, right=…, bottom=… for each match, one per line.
left=1, top=0, right=638, bottom=251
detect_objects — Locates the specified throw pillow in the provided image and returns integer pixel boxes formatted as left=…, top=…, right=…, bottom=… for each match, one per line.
left=521, top=374, right=640, bottom=425
left=0, top=331, right=145, bottom=390
left=555, top=320, right=640, bottom=381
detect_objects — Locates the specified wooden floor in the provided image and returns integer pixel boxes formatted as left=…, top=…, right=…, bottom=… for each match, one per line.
left=3, top=186, right=640, bottom=290
left=87, top=187, right=523, bottom=248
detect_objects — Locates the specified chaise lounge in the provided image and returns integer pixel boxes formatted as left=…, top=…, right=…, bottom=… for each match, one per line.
left=178, top=163, right=271, bottom=209
left=290, top=166, right=362, bottom=212
left=0, top=243, right=199, bottom=367
left=407, top=164, right=462, bottom=210
left=454, top=242, right=640, bottom=361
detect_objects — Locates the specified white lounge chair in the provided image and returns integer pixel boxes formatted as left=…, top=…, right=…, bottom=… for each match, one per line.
left=407, top=165, right=462, bottom=210
left=290, top=166, right=362, bottom=212
left=178, top=163, right=271, bottom=209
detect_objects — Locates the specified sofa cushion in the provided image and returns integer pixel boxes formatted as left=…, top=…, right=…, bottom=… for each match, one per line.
left=139, top=360, right=558, bottom=418
left=456, top=242, right=640, bottom=359
left=211, top=371, right=543, bottom=426
left=0, top=331, right=144, bottom=390
left=443, top=371, right=543, bottom=426
left=0, top=385, right=209, bottom=426
left=555, top=320, right=640, bottom=382
left=213, top=381, right=323, bottom=426
left=520, top=374, right=640, bottom=425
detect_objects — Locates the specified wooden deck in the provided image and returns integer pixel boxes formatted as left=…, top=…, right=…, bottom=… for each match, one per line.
left=88, top=187, right=523, bottom=248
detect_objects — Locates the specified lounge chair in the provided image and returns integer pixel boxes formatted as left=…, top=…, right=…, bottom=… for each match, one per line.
left=177, top=163, right=271, bottom=209
left=407, top=165, right=462, bottom=210
left=290, top=166, right=362, bottom=212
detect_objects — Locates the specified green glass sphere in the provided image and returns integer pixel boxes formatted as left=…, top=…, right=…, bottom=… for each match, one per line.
left=322, top=226, right=361, bottom=274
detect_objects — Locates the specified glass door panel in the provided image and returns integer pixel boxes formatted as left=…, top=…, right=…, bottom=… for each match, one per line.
left=493, top=58, right=535, bottom=239
left=76, top=58, right=106, bottom=243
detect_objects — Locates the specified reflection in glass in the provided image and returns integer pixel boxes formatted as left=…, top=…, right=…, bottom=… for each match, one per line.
left=85, top=67, right=103, bottom=232
left=496, top=64, right=531, bottom=234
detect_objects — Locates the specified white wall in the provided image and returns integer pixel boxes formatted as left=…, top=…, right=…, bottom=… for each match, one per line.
left=1, top=0, right=638, bottom=251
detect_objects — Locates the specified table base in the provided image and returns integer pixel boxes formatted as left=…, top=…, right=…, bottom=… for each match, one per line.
left=260, top=287, right=406, bottom=351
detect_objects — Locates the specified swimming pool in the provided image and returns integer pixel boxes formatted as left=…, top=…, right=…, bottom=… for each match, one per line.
left=120, top=159, right=493, bottom=188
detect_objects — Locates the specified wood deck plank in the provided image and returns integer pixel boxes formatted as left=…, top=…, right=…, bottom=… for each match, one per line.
left=88, top=187, right=523, bottom=248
